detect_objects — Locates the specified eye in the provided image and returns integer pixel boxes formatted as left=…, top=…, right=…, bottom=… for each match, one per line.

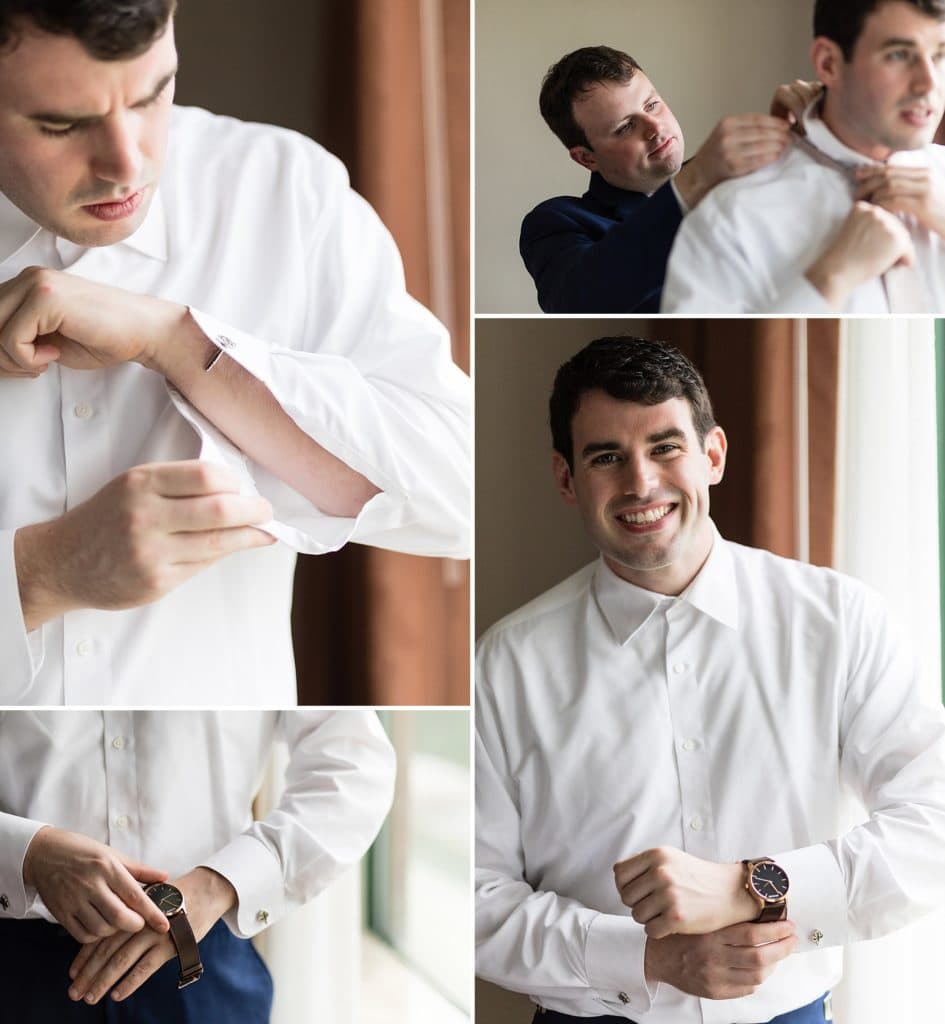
left=645, top=100, right=661, bottom=113
left=39, top=123, right=80, bottom=137
left=616, top=120, right=634, bottom=136
left=590, top=452, right=621, bottom=466
left=885, top=48, right=911, bottom=62
left=652, top=443, right=680, bottom=456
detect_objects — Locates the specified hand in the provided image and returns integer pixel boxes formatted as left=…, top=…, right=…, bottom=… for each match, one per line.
left=14, top=460, right=275, bottom=631
left=0, top=266, right=186, bottom=378
left=67, top=867, right=237, bottom=1005
left=644, top=920, right=798, bottom=1000
left=805, top=200, right=916, bottom=307
left=613, top=847, right=758, bottom=939
left=675, top=115, right=790, bottom=208
left=21, top=827, right=171, bottom=944
left=854, top=163, right=945, bottom=238
left=769, top=79, right=823, bottom=133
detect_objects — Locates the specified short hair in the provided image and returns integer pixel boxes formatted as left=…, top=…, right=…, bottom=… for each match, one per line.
left=814, top=0, right=945, bottom=59
left=550, top=338, right=716, bottom=469
left=539, top=45, right=642, bottom=150
left=0, top=0, right=176, bottom=60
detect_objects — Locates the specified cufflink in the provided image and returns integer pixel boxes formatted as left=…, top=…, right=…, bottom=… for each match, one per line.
left=0, top=894, right=8, bottom=910
left=809, top=928, right=824, bottom=946
left=256, top=909, right=269, bottom=925
left=618, top=992, right=630, bottom=1004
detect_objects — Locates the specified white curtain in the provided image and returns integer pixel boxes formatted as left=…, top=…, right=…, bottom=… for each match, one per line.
left=251, top=740, right=363, bottom=1024
left=830, top=318, right=944, bottom=1023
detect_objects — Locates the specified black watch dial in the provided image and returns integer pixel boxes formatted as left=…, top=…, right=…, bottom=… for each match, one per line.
left=146, top=882, right=184, bottom=915
left=750, top=861, right=789, bottom=902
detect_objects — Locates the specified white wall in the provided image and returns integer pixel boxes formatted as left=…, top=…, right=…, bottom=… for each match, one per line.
left=475, top=0, right=814, bottom=312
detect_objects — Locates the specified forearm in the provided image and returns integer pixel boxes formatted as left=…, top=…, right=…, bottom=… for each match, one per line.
left=14, top=521, right=79, bottom=632
left=144, top=310, right=380, bottom=519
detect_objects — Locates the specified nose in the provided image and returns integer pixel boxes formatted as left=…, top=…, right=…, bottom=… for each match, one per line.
left=90, top=114, right=143, bottom=187
left=621, top=454, right=658, bottom=498
left=639, top=113, right=660, bottom=140
left=911, top=53, right=939, bottom=95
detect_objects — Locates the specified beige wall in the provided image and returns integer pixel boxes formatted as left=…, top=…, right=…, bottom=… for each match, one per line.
left=475, top=0, right=814, bottom=312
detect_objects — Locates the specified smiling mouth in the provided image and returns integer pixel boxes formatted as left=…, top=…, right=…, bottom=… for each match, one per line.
left=900, top=102, right=935, bottom=124
left=617, top=503, right=676, bottom=526
left=649, top=137, right=674, bottom=158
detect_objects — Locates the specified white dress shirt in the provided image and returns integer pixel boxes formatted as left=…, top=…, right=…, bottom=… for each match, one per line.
left=476, top=528, right=945, bottom=1023
left=660, top=103, right=945, bottom=313
left=0, top=104, right=470, bottom=706
left=0, top=709, right=394, bottom=938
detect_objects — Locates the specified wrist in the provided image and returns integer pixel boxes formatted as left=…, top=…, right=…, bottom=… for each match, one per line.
left=15, top=523, right=75, bottom=632
left=184, top=866, right=238, bottom=922
left=21, top=825, right=53, bottom=887
left=673, top=161, right=711, bottom=210
left=805, top=255, right=853, bottom=309
left=729, top=862, right=762, bottom=925
left=137, top=302, right=204, bottom=378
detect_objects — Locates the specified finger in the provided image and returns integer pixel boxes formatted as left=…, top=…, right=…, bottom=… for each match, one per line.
left=72, top=902, right=120, bottom=941
left=616, top=870, right=661, bottom=908
left=170, top=525, right=277, bottom=564
left=164, top=492, right=274, bottom=534
left=62, top=913, right=111, bottom=945
left=69, top=932, right=126, bottom=996
left=146, top=459, right=243, bottom=498
left=612, top=851, right=655, bottom=889
left=723, top=932, right=798, bottom=969
left=90, top=887, right=147, bottom=934
left=109, top=866, right=171, bottom=934
left=627, top=890, right=668, bottom=927
left=78, top=933, right=152, bottom=1005
left=0, top=294, right=64, bottom=371
left=111, top=944, right=173, bottom=1001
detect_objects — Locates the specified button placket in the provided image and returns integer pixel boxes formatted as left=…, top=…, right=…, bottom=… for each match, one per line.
left=664, top=603, right=716, bottom=858
left=103, top=711, right=141, bottom=860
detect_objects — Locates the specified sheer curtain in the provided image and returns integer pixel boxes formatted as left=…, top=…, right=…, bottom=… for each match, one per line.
left=830, top=318, right=944, bottom=1022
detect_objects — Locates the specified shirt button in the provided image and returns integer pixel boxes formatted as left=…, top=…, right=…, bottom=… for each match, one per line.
left=681, top=738, right=698, bottom=752
left=75, top=639, right=94, bottom=657
left=618, top=992, right=630, bottom=1004
left=114, top=815, right=130, bottom=830
left=256, top=909, right=269, bottom=925
left=111, top=736, right=126, bottom=750
left=672, top=662, right=688, bottom=675
left=688, top=816, right=704, bottom=831
left=73, top=403, right=94, bottom=419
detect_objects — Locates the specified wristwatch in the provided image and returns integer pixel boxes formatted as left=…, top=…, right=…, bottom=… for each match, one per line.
left=742, top=857, right=789, bottom=922
left=144, top=882, right=203, bottom=988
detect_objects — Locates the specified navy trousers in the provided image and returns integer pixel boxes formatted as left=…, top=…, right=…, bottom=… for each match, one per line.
left=0, top=918, right=273, bottom=1023
left=533, top=991, right=830, bottom=1023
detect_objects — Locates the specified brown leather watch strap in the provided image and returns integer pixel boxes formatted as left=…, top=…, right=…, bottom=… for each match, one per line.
left=755, top=901, right=787, bottom=923
left=167, top=911, right=203, bottom=988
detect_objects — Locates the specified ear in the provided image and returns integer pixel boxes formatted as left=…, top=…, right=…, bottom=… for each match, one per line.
left=552, top=451, right=579, bottom=505
left=811, top=37, right=844, bottom=88
left=568, top=146, right=598, bottom=172
left=704, top=425, right=727, bottom=486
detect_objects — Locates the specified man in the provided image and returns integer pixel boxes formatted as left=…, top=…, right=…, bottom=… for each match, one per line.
left=520, top=45, right=819, bottom=312
left=0, top=1, right=470, bottom=705
left=476, top=339, right=945, bottom=1022
left=0, top=709, right=395, bottom=1019
left=662, top=0, right=945, bottom=313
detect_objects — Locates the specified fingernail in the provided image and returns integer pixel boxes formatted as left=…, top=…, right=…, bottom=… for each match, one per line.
left=68, top=987, right=79, bottom=1000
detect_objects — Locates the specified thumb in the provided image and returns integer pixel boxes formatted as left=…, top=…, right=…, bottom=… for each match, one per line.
left=114, top=852, right=169, bottom=884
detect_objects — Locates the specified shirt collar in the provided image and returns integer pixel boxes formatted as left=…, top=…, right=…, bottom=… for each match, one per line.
left=801, top=97, right=931, bottom=169
left=593, top=521, right=739, bottom=645
left=585, top=171, right=649, bottom=211
left=0, top=186, right=168, bottom=268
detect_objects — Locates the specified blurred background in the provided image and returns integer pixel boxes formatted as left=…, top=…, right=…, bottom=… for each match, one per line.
left=257, top=708, right=471, bottom=1024
left=174, top=0, right=470, bottom=704
left=475, top=320, right=945, bottom=1024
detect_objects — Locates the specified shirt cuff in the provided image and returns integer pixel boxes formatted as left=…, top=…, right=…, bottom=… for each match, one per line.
left=584, top=912, right=656, bottom=1014
left=168, top=308, right=409, bottom=556
left=773, top=843, right=848, bottom=952
left=0, top=529, right=44, bottom=702
left=669, top=177, right=690, bottom=215
left=200, top=833, right=289, bottom=938
left=0, top=815, right=48, bottom=919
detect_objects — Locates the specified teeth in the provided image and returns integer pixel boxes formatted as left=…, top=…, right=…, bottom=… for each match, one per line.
left=619, top=505, right=672, bottom=525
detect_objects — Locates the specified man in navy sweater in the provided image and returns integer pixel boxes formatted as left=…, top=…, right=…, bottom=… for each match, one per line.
left=520, top=46, right=816, bottom=313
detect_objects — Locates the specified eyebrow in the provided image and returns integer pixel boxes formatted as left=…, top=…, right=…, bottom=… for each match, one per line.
left=580, top=428, right=687, bottom=458
left=27, top=67, right=177, bottom=126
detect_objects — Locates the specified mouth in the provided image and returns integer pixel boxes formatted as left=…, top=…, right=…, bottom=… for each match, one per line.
left=81, top=189, right=145, bottom=222
left=899, top=102, right=935, bottom=127
left=648, top=136, right=675, bottom=159
left=615, top=502, right=678, bottom=532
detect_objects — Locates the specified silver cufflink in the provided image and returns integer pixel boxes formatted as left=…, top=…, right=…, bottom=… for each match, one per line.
left=809, top=928, right=824, bottom=946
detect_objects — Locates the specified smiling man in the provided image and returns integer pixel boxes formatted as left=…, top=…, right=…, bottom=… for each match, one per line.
left=475, top=338, right=945, bottom=1023
left=519, top=46, right=821, bottom=313
left=663, top=0, right=945, bottom=312
left=0, top=0, right=470, bottom=706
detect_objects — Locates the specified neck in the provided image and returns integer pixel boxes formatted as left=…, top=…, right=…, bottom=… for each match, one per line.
left=820, top=92, right=894, bottom=162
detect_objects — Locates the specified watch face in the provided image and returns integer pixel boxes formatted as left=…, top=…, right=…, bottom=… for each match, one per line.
left=146, top=882, right=184, bottom=915
left=750, top=861, right=789, bottom=902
